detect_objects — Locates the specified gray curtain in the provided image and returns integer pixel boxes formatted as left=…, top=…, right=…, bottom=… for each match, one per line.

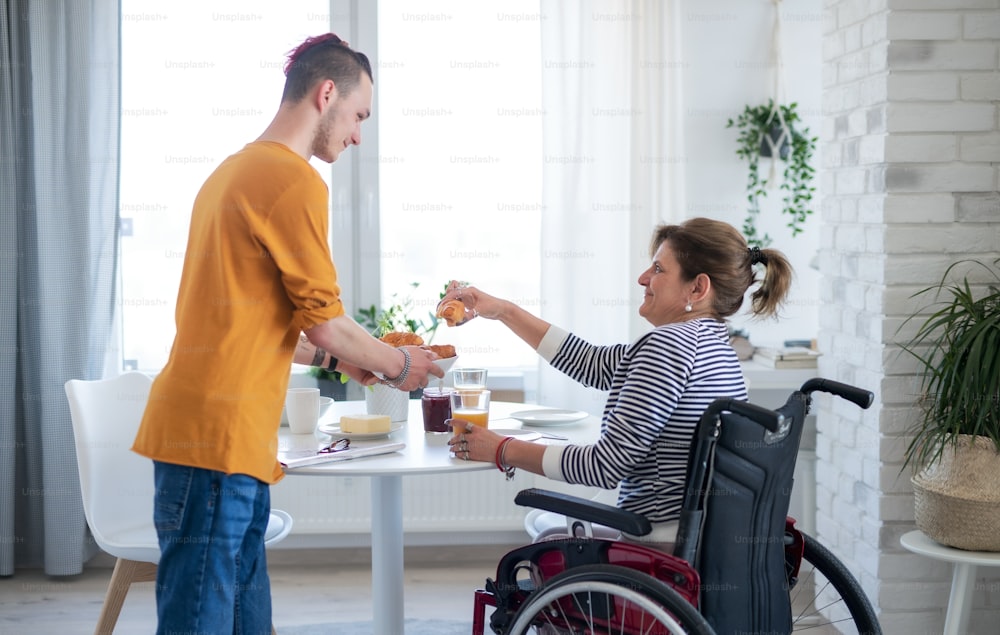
left=0, top=0, right=120, bottom=575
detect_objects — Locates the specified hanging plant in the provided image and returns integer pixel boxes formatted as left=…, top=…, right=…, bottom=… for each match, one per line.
left=726, top=100, right=817, bottom=248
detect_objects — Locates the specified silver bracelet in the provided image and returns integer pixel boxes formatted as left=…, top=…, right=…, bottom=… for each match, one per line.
left=499, top=438, right=516, bottom=481
left=382, top=348, right=411, bottom=388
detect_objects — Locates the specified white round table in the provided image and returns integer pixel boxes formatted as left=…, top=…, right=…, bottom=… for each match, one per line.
left=900, top=529, right=1000, bottom=634
left=278, top=399, right=599, bottom=635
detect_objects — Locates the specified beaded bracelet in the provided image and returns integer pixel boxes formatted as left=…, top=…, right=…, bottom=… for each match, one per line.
left=382, top=347, right=411, bottom=388
left=495, top=436, right=516, bottom=481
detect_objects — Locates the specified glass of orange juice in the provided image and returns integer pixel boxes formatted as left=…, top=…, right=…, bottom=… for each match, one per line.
left=450, top=389, right=490, bottom=430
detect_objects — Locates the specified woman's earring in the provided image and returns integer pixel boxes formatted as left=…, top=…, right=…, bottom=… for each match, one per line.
left=684, top=302, right=693, bottom=312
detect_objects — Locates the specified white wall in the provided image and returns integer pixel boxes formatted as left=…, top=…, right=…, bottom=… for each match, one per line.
left=679, top=0, right=824, bottom=347
left=823, top=0, right=1000, bottom=632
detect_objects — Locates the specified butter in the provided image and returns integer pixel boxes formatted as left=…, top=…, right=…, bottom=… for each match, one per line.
left=340, top=414, right=391, bottom=434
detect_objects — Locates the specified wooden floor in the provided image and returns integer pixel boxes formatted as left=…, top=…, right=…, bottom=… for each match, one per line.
left=1, top=544, right=848, bottom=635
left=0, top=545, right=514, bottom=634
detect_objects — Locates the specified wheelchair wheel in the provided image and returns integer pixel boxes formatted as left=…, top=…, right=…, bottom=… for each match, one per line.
left=791, top=532, right=882, bottom=634
left=505, top=563, right=713, bottom=635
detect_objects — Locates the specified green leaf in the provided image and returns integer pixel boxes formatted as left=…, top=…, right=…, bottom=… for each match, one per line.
left=727, top=101, right=815, bottom=243
left=896, top=258, right=1000, bottom=470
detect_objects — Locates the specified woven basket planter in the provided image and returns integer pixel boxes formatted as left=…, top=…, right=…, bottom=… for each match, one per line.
left=911, top=434, right=1000, bottom=552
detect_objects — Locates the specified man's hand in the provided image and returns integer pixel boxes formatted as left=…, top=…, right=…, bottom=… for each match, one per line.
left=387, top=345, right=444, bottom=392
left=337, top=361, right=379, bottom=386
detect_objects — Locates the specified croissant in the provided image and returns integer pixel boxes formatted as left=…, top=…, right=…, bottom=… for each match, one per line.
left=379, top=331, right=423, bottom=348
left=436, top=299, right=466, bottom=327
left=425, top=344, right=456, bottom=359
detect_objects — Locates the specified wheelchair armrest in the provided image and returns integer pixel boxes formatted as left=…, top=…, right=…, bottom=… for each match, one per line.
left=515, top=488, right=652, bottom=537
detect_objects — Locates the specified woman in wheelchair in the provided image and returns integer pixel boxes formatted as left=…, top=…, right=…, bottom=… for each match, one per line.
left=442, top=217, right=793, bottom=550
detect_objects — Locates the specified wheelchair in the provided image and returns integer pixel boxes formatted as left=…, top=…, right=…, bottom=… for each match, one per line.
left=472, top=378, right=882, bottom=635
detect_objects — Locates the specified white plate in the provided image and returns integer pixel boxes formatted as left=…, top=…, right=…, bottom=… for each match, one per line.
left=488, top=428, right=542, bottom=442
left=509, top=409, right=590, bottom=427
left=433, top=356, right=458, bottom=374
left=316, top=421, right=405, bottom=440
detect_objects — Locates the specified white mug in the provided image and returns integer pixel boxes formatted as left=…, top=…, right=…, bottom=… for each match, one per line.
left=286, top=387, right=320, bottom=434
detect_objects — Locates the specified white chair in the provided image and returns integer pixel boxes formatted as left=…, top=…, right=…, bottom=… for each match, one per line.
left=65, top=371, right=293, bottom=635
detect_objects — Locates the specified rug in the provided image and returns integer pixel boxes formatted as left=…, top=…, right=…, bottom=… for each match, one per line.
left=281, top=618, right=470, bottom=634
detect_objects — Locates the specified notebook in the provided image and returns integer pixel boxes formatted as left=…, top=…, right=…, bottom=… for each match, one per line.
left=278, top=441, right=406, bottom=469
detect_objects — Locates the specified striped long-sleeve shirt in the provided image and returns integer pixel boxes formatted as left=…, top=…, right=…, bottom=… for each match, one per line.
left=538, top=318, right=747, bottom=524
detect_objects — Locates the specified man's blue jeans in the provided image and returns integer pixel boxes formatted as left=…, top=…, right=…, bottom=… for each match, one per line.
left=153, top=461, right=272, bottom=635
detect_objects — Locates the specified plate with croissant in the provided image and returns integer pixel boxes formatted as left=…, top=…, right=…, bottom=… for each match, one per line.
left=424, top=343, right=458, bottom=373
left=377, top=332, right=458, bottom=373
left=432, top=354, right=458, bottom=374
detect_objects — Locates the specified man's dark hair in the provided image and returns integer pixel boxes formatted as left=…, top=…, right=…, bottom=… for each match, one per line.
left=281, top=33, right=373, bottom=103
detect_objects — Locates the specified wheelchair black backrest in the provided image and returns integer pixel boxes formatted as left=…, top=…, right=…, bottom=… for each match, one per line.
left=673, top=392, right=809, bottom=635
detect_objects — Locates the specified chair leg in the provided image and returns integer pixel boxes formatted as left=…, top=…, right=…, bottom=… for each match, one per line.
left=94, top=558, right=276, bottom=634
left=94, top=558, right=158, bottom=635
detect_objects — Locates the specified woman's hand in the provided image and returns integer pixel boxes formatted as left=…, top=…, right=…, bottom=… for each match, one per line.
left=437, top=280, right=505, bottom=325
left=439, top=279, right=552, bottom=350
left=447, top=419, right=503, bottom=462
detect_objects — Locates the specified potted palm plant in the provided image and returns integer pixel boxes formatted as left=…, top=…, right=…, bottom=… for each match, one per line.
left=899, top=258, right=1000, bottom=551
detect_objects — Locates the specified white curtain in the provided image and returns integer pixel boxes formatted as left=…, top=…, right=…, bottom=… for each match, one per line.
left=0, top=0, right=120, bottom=575
left=538, top=0, right=685, bottom=413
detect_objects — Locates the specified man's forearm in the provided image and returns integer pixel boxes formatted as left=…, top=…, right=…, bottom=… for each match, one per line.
left=304, top=315, right=405, bottom=379
left=293, top=334, right=338, bottom=371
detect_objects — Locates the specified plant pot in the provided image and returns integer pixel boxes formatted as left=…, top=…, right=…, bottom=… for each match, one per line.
left=911, top=434, right=1000, bottom=551
left=317, top=377, right=348, bottom=401
left=365, top=384, right=410, bottom=423
left=759, top=124, right=790, bottom=160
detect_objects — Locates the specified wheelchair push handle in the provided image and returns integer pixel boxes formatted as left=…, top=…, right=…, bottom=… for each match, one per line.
left=704, top=398, right=784, bottom=433
left=800, top=378, right=874, bottom=410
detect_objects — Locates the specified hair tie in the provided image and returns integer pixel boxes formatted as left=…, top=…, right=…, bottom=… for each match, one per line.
left=748, top=246, right=768, bottom=266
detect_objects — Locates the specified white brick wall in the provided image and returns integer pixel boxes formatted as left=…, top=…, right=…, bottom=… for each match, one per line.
left=823, top=0, right=1000, bottom=631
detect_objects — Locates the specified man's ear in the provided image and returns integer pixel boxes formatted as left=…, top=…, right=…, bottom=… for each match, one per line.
left=314, top=79, right=338, bottom=112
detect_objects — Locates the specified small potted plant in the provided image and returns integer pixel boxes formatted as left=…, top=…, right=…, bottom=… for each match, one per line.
left=726, top=100, right=817, bottom=248
left=354, top=282, right=442, bottom=347
left=307, top=283, right=444, bottom=402
left=353, top=283, right=446, bottom=421
left=306, top=364, right=350, bottom=400
left=898, top=258, right=1000, bottom=551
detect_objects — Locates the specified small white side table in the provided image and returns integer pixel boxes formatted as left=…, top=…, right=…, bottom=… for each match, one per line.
left=900, top=529, right=1000, bottom=634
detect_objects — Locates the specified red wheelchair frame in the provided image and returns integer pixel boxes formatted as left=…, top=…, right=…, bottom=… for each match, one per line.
left=470, top=378, right=878, bottom=635
left=472, top=517, right=806, bottom=635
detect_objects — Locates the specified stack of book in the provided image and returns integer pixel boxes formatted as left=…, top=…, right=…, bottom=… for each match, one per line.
left=751, top=346, right=821, bottom=369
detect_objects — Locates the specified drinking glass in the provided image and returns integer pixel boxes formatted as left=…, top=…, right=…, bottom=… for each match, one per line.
left=450, top=389, right=490, bottom=430
left=453, top=368, right=487, bottom=391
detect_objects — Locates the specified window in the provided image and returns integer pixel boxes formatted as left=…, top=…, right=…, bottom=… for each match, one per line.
left=375, top=1, right=542, bottom=369
left=120, top=0, right=330, bottom=370
left=120, top=1, right=543, bottom=374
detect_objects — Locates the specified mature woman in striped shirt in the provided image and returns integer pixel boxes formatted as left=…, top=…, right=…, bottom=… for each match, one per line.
left=443, top=217, right=794, bottom=548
